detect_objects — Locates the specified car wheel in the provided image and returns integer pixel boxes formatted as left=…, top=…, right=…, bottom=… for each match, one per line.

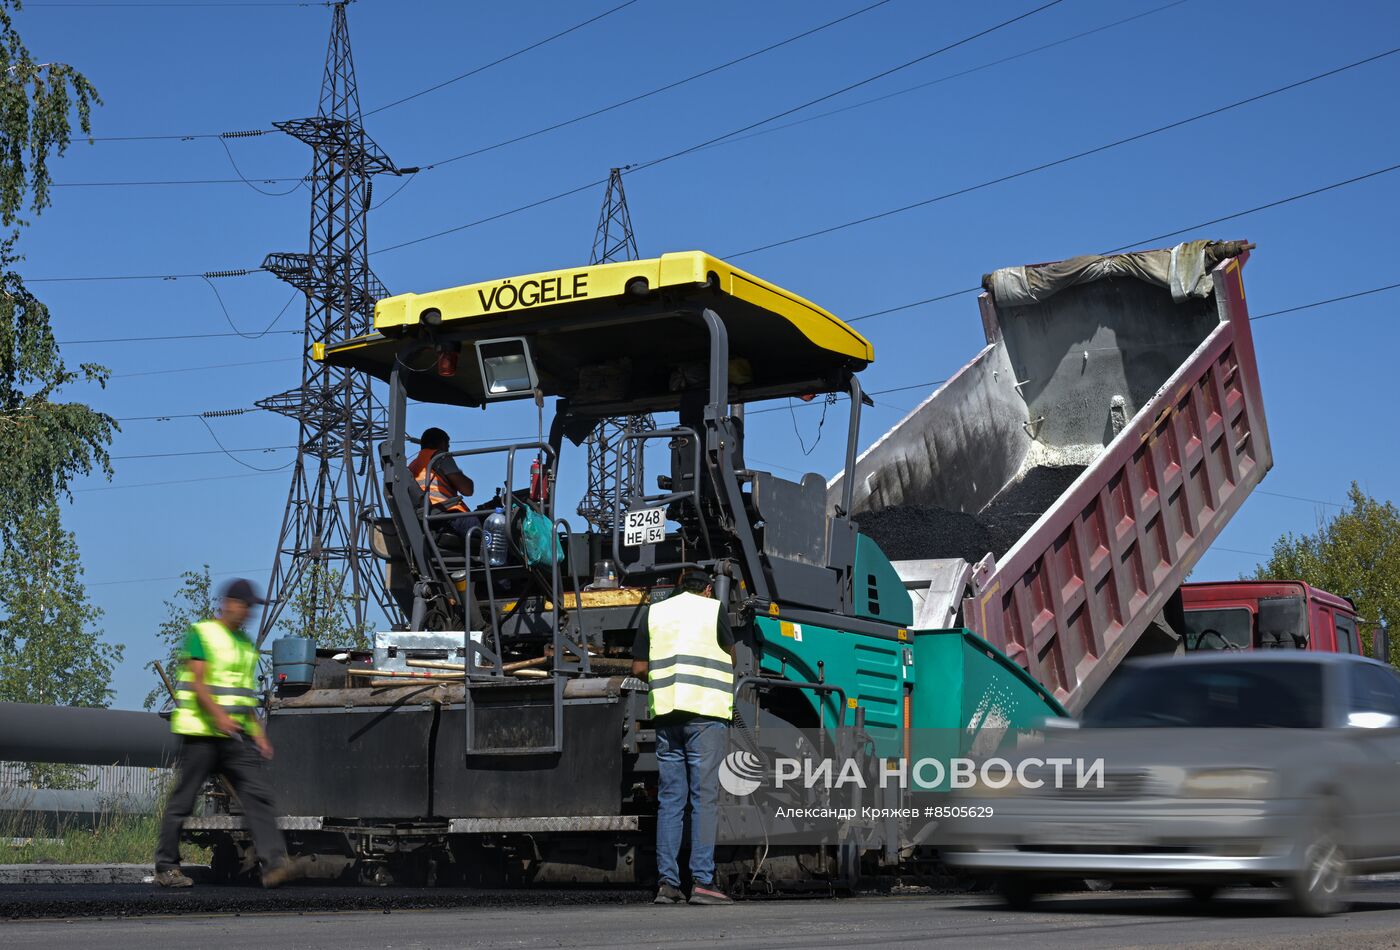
left=998, top=876, right=1039, bottom=910
left=1187, top=884, right=1219, bottom=904
left=1288, top=824, right=1348, bottom=916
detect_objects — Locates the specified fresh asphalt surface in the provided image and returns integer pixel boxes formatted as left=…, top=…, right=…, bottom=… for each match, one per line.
left=9, top=880, right=1400, bottom=948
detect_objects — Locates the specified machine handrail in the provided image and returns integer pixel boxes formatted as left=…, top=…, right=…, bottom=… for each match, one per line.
left=461, top=525, right=505, bottom=680
left=548, top=517, right=591, bottom=676
left=610, top=426, right=715, bottom=576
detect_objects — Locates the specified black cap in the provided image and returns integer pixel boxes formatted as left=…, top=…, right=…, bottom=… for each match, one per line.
left=219, top=577, right=268, bottom=606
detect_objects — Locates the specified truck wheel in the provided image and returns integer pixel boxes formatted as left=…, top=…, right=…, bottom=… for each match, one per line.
left=998, top=876, right=1038, bottom=910
left=1288, top=825, right=1348, bottom=916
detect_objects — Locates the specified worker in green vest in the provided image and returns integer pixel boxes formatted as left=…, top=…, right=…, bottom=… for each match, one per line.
left=631, top=570, right=735, bottom=905
left=154, top=578, right=298, bottom=888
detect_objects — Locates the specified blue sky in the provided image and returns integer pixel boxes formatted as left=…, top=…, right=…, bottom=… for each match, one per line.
left=16, top=0, right=1400, bottom=708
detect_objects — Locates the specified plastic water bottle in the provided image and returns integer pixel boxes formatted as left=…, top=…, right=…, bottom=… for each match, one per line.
left=484, top=508, right=509, bottom=567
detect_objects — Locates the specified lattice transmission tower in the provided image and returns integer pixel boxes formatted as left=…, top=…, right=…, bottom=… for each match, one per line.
left=257, top=1, right=406, bottom=642
left=578, top=168, right=655, bottom=530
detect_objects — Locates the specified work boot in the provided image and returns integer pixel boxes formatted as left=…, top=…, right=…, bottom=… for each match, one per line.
left=653, top=882, right=684, bottom=904
left=154, top=867, right=194, bottom=888
left=260, top=857, right=303, bottom=889
left=688, top=882, right=734, bottom=905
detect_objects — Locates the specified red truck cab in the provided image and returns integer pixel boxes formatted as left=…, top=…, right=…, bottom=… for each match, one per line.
left=1180, top=581, right=1363, bottom=654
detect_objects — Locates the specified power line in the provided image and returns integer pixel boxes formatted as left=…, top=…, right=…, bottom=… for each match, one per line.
left=364, top=0, right=645, bottom=117
left=372, top=26, right=1389, bottom=260
left=89, top=280, right=1384, bottom=477
left=627, top=0, right=1068, bottom=177
left=197, top=416, right=297, bottom=471
left=1255, top=489, right=1344, bottom=508
left=113, top=407, right=261, bottom=421
left=28, top=2, right=324, bottom=7
left=418, top=0, right=896, bottom=169
left=1249, top=282, right=1400, bottom=322
left=85, top=130, right=265, bottom=142
left=111, top=356, right=300, bottom=378
left=35, top=159, right=1400, bottom=330
left=53, top=176, right=304, bottom=188
left=373, top=175, right=610, bottom=254
left=1210, top=546, right=1270, bottom=559
left=28, top=267, right=263, bottom=283
left=746, top=274, right=1397, bottom=419
left=202, top=283, right=300, bottom=339
left=74, top=470, right=284, bottom=492
left=724, top=46, right=1400, bottom=258
left=87, top=566, right=271, bottom=590
left=77, top=1, right=641, bottom=143
left=745, top=378, right=949, bottom=415
left=692, top=0, right=1191, bottom=155
left=51, top=0, right=1149, bottom=190
left=51, top=0, right=1151, bottom=194
left=111, top=445, right=295, bottom=460
left=51, top=0, right=1148, bottom=194
left=1103, top=164, right=1400, bottom=254
left=58, top=329, right=302, bottom=344
left=843, top=162, right=1400, bottom=325
left=372, top=0, right=1068, bottom=254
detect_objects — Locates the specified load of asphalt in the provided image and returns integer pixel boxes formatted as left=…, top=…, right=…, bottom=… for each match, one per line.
left=854, top=465, right=1086, bottom=562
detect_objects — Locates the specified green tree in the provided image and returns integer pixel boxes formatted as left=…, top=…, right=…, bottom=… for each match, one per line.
left=277, top=561, right=374, bottom=650
left=1252, top=482, right=1400, bottom=660
left=0, top=503, right=122, bottom=706
left=0, top=3, right=112, bottom=537
left=143, top=565, right=214, bottom=710
left=0, top=505, right=119, bottom=788
left=0, top=2, right=121, bottom=724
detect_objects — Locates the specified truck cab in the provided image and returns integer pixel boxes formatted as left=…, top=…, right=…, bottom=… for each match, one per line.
left=1180, top=580, right=1364, bottom=654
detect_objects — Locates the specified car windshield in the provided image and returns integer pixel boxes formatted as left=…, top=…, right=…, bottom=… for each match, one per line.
left=1081, top=661, right=1325, bottom=728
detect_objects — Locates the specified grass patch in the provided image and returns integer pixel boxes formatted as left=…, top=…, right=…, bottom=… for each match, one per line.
left=2, top=805, right=210, bottom=866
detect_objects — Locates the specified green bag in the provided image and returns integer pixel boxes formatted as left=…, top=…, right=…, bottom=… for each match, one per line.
left=521, top=506, right=563, bottom=567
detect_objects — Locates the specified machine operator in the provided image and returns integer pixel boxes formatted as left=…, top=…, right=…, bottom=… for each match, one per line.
left=409, top=427, right=479, bottom=540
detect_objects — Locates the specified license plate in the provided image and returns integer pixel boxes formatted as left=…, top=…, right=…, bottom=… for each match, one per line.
left=623, top=506, right=666, bottom=547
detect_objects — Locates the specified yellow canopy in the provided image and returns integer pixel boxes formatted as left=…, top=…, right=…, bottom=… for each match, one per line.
left=317, top=251, right=873, bottom=411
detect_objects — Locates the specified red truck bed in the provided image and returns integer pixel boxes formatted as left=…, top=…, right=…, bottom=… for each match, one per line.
left=835, top=242, right=1271, bottom=713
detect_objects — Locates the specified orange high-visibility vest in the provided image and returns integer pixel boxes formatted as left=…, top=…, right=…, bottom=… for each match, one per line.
left=411, top=449, right=468, bottom=513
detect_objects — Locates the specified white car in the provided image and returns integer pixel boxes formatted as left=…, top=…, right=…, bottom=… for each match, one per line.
left=941, top=652, right=1400, bottom=915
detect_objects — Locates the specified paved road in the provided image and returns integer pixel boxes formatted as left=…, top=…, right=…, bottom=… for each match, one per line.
left=8, top=880, right=1400, bottom=948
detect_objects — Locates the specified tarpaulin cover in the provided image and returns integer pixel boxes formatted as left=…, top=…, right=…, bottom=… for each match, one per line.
left=983, top=240, right=1251, bottom=308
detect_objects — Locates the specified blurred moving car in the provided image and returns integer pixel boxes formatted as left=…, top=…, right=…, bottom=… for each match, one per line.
left=941, top=653, right=1400, bottom=915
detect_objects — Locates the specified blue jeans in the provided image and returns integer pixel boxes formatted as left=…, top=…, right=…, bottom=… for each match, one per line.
left=654, top=716, right=727, bottom=888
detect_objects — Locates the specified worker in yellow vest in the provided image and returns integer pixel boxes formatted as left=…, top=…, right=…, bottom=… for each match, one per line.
left=154, top=578, right=297, bottom=888
left=631, top=571, right=735, bottom=905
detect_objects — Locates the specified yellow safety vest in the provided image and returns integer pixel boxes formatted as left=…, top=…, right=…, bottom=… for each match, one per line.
left=646, top=592, right=733, bottom=721
left=171, top=620, right=262, bottom=737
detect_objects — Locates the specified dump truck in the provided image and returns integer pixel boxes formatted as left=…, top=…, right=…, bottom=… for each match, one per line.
left=833, top=239, right=1268, bottom=713
left=181, top=240, right=1271, bottom=889
left=1181, top=580, right=1372, bottom=655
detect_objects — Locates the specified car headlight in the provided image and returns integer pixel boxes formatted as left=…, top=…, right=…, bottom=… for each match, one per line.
left=1178, top=768, right=1275, bottom=798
